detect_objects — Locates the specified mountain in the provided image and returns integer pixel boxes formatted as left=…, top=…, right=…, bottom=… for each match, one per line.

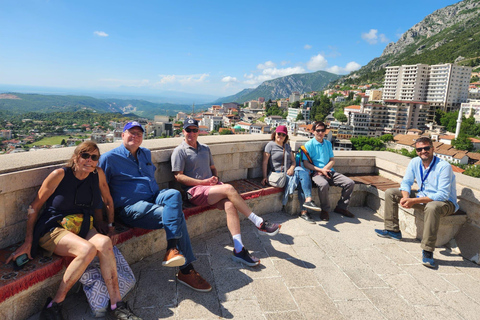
left=216, top=70, right=341, bottom=104
left=0, top=92, right=193, bottom=119
left=335, top=0, right=480, bottom=85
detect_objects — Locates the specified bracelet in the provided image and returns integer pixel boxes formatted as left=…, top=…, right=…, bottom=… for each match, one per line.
left=108, top=222, right=115, bottom=227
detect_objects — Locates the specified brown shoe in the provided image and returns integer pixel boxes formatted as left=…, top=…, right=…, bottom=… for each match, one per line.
left=320, top=210, right=329, bottom=221
left=177, top=269, right=212, bottom=292
left=162, top=248, right=186, bottom=267
left=334, top=207, right=354, bottom=218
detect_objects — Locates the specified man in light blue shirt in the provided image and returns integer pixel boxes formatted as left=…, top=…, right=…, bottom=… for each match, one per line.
left=375, top=137, right=458, bottom=268
left=99, top=121, right=212, bottom=292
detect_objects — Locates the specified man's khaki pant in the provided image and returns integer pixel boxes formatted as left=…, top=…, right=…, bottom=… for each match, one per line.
left=384, top=188, right=455, bottom=252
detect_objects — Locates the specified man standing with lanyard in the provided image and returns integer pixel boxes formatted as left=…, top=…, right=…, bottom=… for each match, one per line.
left=375, top=137, right=458, bottom=268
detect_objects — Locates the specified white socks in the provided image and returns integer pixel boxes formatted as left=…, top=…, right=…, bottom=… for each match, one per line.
left=248, top=212, right=263, bottom=228
left=232, top=234, right=244, bottom=253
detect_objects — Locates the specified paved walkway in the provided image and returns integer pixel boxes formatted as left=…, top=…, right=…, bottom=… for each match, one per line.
left=29, top=207, right=480, bottom=320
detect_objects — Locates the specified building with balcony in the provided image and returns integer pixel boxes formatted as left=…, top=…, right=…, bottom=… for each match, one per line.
left=383, top=63, right=471, bottom=111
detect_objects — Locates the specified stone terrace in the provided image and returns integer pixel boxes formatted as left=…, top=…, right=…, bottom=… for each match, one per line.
left=29, top=209, right=480, bottom=320
left=1, top=135, right=480, bottom=319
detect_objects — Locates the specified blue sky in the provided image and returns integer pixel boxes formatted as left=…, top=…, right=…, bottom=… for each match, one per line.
left=0, top=0, right=461, bottom=99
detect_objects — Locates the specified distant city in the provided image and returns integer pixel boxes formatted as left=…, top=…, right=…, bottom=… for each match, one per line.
left=2, top=62, right=480, bottom=176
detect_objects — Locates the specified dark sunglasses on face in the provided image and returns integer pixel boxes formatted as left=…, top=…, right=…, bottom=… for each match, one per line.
left=277, top=133, right=286, bottom=137
left=80, top=153, right=100, bottom=161
left=416, top=146, right=431, bottom=152
left=185, top=128, right=199, bottom=133
left=315, top=128, right=326, bottom=133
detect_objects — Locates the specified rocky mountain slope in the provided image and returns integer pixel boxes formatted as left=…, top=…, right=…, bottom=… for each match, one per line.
left=216, top=70, right=341, bottom=104
left=337, top=0, right=480, bottom=85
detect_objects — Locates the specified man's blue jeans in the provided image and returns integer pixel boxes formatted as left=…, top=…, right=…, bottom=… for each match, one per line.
left=118, top=189, right=196, bottom=266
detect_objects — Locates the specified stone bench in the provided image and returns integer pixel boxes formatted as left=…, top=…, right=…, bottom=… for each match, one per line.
left=0, top=178, right=283, bottom=320
left=356, top=175, right=467, bottom=247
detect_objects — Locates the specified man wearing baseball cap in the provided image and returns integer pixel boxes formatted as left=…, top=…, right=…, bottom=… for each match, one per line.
left=171, top=119, right=281, bottom=267
left=99, top=121, right=211, bottom=292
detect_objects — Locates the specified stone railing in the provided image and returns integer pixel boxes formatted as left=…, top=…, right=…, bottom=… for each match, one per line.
left=1, top=136, right=480, bottom=256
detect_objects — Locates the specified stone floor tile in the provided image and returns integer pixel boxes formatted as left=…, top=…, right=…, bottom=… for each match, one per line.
left=290, top=286, right=343, bottom=318
left=251, top=277, right=297, bottom=312
left=265, top=310, right=306, bottom=320
left=441, top=273, right=480, bottom=302
left=313, top=264, right=367, bottom=301
left=335, top=299, right=384, bottom=319
left=220, top=299, right=264, bottom=319
left=272, top=259, right=319, bottom=288
left=330, top=254, right=388, bottom=289
left=401, top=264, right=459, bottom=293
left=381, top=273, right=440, bottom=306
left=414, top=304, right=464, bottom=320
left=212, top=267, right=255, bottom=302
left=375, top=242, right=419, bottom=265
left=436, top=290, right=480, bottom=320
left=355, top=247, right=405, bottom=276
left=362, top=287, right=422, bottom=320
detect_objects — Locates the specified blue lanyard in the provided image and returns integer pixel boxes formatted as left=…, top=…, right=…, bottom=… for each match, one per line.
left=419, top=156, right=437, bottom=192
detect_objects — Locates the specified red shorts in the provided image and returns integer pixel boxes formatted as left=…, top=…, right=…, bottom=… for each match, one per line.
left=187, top=182, right=224, bottom=207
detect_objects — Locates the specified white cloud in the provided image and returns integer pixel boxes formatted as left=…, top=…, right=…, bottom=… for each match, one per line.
left=379, top=34, right=389, bottom=43
left=257, top=61, right=276, bottom=70
left=304, top=44, right=312, bottom=50
left=222, top=76, right=238, bottom=83
left=158, top=73, right=209, bottom=85
left=281, top=60, right=290, bottom=66
left=244, top=66, right=305, bottom=86
left=326, top=61, right=361, bottom=74
left=306, top=54, right=328, bottom=71
left=94, top=31, right=109, bottom=37
left=361, top=29, right=388, bottom=45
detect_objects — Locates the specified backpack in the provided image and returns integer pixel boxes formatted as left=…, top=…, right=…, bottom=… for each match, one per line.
left=295, top=145, right=313, bottom=167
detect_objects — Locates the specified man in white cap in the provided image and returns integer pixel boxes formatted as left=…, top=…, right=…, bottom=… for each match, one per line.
left=99, top=121, right=212, bottom=292
left=171, top=118, right=281, bottom=267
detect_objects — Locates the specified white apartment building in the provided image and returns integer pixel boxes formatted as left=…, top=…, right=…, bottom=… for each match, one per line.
left=202, top=115, right=223, bottom=131
left=383, top=63, right=472, bottom=111
left=460, top=100, right=480, bottom=123
left=289, top=92, right=301, bottom=103
left=383, top=64, right=429, bottom=101
left=287, top=107, right=310, bottom=122
left=427, top=64, right=471, bottom=110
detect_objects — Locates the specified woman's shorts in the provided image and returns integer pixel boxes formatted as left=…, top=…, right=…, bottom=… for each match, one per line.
left=39, top=227, right=71, bottom=256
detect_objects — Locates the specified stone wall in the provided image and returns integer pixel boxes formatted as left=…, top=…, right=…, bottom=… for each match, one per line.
left=1, top=138, right=480, bottom=261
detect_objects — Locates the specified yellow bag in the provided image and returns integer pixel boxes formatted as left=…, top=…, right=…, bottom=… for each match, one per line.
left=59, top=214, right=94, bottom=234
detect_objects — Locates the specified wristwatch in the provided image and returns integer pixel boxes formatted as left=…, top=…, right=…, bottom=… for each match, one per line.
left=108, top=222, right=115, bottom=227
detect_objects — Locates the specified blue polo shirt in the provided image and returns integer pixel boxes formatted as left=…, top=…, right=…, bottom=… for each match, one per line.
left=99, top=144, right=159, bottom=208
left=304, top=138, right=335, bottom=170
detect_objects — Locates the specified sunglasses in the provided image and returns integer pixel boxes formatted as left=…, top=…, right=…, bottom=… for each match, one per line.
left=80, top=153, right=100, bottom=161
left=127, top=130, right=143, bottom=137
left=185, top=128, right=199, bottom=133
left=277, top=133, right=286, bottom=137
left=315, top=129, right=326, bottom=133
left=416, top=146, right=431, bottom=152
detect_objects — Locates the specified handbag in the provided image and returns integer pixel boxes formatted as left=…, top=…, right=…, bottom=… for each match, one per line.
left=79, top=246, right=136, bottom=317
left=268, top=145, right=288, bottom=188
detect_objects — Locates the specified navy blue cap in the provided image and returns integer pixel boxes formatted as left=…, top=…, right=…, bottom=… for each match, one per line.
left=183, top=118, right=199, bottom=129
left=123, top=121, right=144, bottom=132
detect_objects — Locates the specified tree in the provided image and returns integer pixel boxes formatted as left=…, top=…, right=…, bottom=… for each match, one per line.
left=379, top=134, right=394, bottom=142
left=296, top=112, right=304, bottom=121
left=464, top=165, right=480, bottom=178
left=452, top=134, right=473, bottom=151
left=61, top=139, right=66, bottom=146
left=291, top=101, right=300, bottom=108
left=334, top=111, right=347, bottom=122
